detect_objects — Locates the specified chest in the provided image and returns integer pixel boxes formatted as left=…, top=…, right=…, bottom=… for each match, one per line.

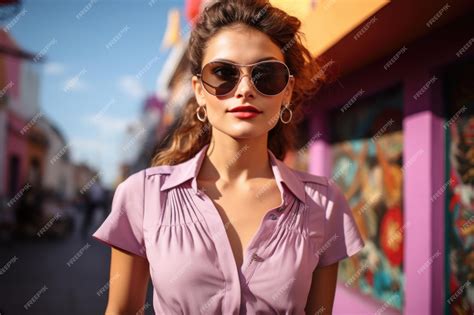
left=145, top=183, right=316, bottom=314
left=197, top=179, right=283, bottom=269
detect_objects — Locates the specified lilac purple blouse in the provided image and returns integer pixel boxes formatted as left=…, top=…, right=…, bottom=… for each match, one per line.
left=92, top=143, right=365, bottom=314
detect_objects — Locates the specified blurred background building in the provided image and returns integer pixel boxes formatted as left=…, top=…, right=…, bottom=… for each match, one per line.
left=0, top=0, right=99, bottom=241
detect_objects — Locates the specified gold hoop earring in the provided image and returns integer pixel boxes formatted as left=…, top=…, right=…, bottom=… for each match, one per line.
left=196, top=105, right=207, bottom=122
left=280, top=103, right=293, bottom=124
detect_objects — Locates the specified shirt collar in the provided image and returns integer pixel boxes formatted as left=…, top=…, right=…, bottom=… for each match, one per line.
left=160, top=143, right=306, bottom=203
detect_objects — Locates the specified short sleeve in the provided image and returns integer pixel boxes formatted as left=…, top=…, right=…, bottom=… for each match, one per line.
left=92, top=170, right=146, bottom=258
left=316, top=179, right=365, bottom=267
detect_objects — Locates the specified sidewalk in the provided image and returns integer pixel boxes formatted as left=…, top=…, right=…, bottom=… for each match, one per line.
left=0, top=209, right=154, bottom=315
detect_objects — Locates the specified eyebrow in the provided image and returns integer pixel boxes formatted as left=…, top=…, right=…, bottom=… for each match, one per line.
left=210, top=56, right=279, bottom=63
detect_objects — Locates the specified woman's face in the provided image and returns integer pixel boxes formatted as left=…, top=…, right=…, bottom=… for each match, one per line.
left=192, top=25, right=294, bottom=140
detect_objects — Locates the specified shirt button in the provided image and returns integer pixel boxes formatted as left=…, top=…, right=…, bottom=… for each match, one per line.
left=269, top=213, right=278, bottom=220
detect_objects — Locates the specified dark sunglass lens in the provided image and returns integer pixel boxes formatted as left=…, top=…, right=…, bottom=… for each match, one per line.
left=252, top=62, right=289, bottom=95
left=201, top=62, right=239, bottom=95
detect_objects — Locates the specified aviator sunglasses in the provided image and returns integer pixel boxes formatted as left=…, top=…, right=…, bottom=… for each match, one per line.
left=196, top=60, right=293, bottom=96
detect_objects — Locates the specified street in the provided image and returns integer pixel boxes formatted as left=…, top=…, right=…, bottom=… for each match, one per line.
left=0, top=210, right=154, bottom=315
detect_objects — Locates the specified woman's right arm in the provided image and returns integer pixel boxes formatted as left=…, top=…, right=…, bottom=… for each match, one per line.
left=105, top=247, right=150, bottom=315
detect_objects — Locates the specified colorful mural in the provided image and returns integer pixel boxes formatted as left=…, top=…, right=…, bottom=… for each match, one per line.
left=330, top=86, right=404, bottom=310
left=444, top=61, right=474, bottom=315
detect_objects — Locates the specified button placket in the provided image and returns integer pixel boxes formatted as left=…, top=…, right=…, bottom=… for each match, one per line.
left=243, top=229, right=275, bottom=285
left=192, top=186, right=243, bottom=311
left=243, top=208, right=282, bottom=284
left=245, top=197, right=289, bottom=278
left=195, top=184, right=275, bottom=289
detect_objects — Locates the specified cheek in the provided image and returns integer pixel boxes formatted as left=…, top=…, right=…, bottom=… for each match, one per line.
left=204, top=101, right=224, bottom=121
left=263, top=106, right=282, bottom=127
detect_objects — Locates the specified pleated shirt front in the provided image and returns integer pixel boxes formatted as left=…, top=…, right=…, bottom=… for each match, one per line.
left=92, top=143, right=365, bottom=314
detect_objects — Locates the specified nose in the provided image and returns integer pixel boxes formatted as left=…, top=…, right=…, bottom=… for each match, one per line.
left=235, top=70, right=256, bottom=99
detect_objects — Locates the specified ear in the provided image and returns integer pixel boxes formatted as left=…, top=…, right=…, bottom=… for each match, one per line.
left=192, top=76, right=206, bottom=106
left=283, top=76, right=295, bottom=105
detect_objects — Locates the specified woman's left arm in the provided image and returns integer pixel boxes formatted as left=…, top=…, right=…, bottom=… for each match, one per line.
left=304, top=261, right=339, bottom=315
left=304, top=179, right=365, bottom=314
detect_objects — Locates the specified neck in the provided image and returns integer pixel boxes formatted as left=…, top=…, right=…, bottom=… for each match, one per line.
left=199, top=130, right=273, bottom=185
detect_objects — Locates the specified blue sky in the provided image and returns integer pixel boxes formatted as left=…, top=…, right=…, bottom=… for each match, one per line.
left=9, top=0, right=187, bottom=187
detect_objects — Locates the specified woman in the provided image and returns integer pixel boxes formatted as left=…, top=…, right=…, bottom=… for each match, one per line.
left=93, top=0, right=365, bottom=314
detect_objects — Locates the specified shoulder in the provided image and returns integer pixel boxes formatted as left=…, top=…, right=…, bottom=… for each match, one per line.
left=120, top=169, right=146, bottom=187
left=116, top=166, right=174, bottom=192
left=292, top=169, right=329, bottom=187
left=144, top=165, right=175, bottom=177
left=289, top=168, right=347, bottom=207
left=112, top=169, right=147, bottom=203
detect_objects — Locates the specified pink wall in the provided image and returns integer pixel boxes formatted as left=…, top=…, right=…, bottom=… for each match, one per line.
left=307, top=15, right=473, bottom=315
left=4, top=111, right=28, bottom=196
left=0, top=30, right=28, bottom=197
left=308, top=108, right=331, bottom=177
left=6, top=54, right=20, bottom=99
left=402, top=72, right=446, bottom=315
left=0, top=30, right=21, bottom=99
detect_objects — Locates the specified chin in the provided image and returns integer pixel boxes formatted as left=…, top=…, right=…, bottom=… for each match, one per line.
left=225, top=127, right=267, bottom=139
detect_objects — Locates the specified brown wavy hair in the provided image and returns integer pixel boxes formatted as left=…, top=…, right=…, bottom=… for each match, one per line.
left=151, top=0, right=325, bottom=166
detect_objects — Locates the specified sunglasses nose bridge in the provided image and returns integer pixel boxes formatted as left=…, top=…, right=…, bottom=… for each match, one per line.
left=234, top=66, right=257, bottom=94
left=236, top=64, right=253, bottom=79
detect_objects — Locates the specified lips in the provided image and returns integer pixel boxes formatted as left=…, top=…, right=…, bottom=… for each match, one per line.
left=227, top=105, right=262, bottom=113
left=227, top=105, right=262, bottom=119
